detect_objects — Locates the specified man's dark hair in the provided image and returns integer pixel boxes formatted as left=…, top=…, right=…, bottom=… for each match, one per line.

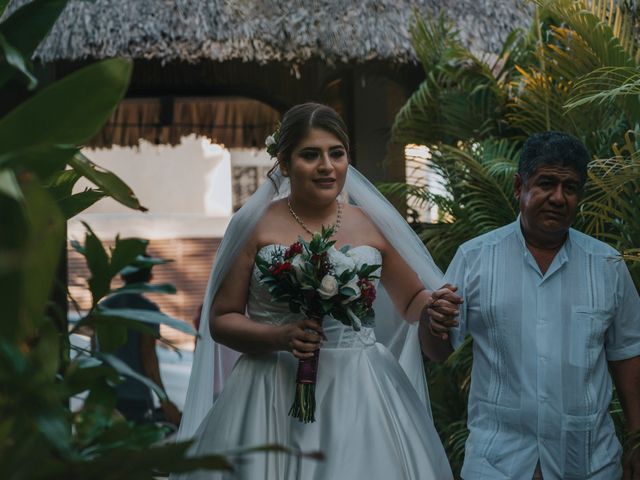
left=518, top=131, right=590, bottom=186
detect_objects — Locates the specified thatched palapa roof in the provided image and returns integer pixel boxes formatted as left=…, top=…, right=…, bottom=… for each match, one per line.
left=9, top=0, right=532, bottom=65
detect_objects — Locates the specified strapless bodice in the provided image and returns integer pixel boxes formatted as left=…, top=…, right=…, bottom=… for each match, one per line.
left=248, top=244, right=382, bottom=348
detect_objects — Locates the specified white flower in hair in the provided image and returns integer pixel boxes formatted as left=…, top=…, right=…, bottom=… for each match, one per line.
left=265, top=134, right=276, bottom=147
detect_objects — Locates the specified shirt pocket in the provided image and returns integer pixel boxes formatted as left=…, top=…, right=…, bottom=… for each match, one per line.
left=568, top=306, right=610, bottom=369
left=562, top=411, right=598, bottom=478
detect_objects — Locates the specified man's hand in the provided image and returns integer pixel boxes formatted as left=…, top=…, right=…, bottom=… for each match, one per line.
left=161, top=399, right=182, bottom=426
left=424, top=283, right=463, bottom=341
left=623, top=433, right=640, bottom=480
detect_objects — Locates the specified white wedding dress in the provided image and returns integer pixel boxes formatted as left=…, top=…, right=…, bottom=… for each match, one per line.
left=176, top=244, right=452, bottom=480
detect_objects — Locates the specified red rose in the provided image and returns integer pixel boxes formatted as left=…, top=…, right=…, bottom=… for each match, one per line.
left=284, top=242, right=303, bottom=259
left=272, top=261, right=293, bottom=276
left=358, top=278, right=377, bottom=307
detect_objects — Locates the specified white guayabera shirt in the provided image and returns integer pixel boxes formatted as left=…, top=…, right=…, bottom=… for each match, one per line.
left=447, top=219, right=640, bottom=480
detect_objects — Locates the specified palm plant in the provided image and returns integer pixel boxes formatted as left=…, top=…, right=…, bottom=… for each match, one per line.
left=384, top=1, right=640, bottom=476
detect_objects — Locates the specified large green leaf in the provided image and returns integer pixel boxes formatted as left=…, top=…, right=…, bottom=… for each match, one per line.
left=0, top=191, right=26, bottom=334
left=64, top=357, right=120, bottom=396
left=110, top=283, right=177, bottom=296
left=0, top=0, right=69, bottom=88
left=81, top=223, right=111, bottom=306
left=58, top=189, right=106, bottom=219
left=109, top=237, right=148, bottom=277
left=68, top=153, right=146, bottom=211
left=95, top=323, right=128, bottom=353
left=88, top=308, right=196, bottom=335
left=0, top=144, right=78, bottom=180
left=99, top=353, right=167, bottom=401
left=19, top=175, right=65, bottom=332
left=0, top=31, right=36, bottom=89
left=69, top=441, right=233, bottom=477
left=0, top=58, right=132, bottom=154
left=46, top=168, right=81, bottom=200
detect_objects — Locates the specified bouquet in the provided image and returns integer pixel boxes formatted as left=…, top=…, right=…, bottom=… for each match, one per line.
left=255, top=226, right=381, bottom=423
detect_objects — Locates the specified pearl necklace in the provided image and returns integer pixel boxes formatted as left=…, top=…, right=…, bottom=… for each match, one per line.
left=287, top=197, right=342, bottom=236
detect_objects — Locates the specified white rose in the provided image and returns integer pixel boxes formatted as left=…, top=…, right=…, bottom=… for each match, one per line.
left=327, top=247, right=355, bottom=276
left=346, top=249, right=366, bottom=270
left=265, top=134, right=276, bottom=147
left=342, top=276, right=361, bottom=303
left=317, top=274, right=339, bottom=299
left=291, top=255, right=306, bottom=282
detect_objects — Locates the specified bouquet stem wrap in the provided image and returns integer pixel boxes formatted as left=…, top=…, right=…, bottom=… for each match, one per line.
left=289, top=315, right=322, bottom=423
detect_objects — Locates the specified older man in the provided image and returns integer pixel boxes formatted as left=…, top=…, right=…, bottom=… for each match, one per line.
left=421, top=132, right=640, bottom=479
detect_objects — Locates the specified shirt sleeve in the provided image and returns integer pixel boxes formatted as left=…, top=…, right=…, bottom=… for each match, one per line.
left=605, top=260, right=640, bottom=361
left=444, top=247, right=469, bottom=350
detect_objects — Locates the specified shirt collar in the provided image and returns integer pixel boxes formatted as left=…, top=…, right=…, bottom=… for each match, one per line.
left=513, top=214, right=572, bottom=280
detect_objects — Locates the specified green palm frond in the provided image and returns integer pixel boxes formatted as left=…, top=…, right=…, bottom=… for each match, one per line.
left=421, top=140, right=520, bottom=266
left=565, top=66, right=640, bottom=120
left=393, top=14, right=512, bottom=147
left=579, top=131, right=640, bottom=282
left=507, top=66, right=574, bottom=134
left=536, top=0, right=636, bottom=68
left=410, top=12, right=466, bottom=73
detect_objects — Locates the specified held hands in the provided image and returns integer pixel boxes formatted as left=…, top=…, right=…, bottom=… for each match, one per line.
left=279, top=318, right=324, bottom=360
left=424, top=283, right=463, bottom=341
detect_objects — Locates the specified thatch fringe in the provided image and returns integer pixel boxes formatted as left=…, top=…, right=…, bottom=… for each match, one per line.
left=6, top=0, right=532, bottom=64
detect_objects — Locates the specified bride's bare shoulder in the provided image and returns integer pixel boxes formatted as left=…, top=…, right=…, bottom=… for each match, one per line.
left=341, top=204, right=386, bottom=246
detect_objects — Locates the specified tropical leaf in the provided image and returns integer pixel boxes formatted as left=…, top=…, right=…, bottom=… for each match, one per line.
left=0, top=58, right=132, bottom=154
left=565, top=66, right=640, bottom=121
left=108, top=237, right=149, bottom=277
left=536, top=0, right=636, bottom=68
left=68, top=152, right=146, bottom=211
left=393, top=14, right=510, bottom=148
left=98, top=353, right=168, bottom=401
left=0, top=0, right=69, bottom=88
left=85, top=308, right=196, bottom=336
left=0, top=144, right=78, bottom=180
left=0, top=31, right=36, bottom=89
left=19, top=175, right=65, bottom=333
left=80, top=223, right=111, bottom=306
left=109, top=282, right=177, bottom=296
left=58, top=189, right=106, bottom=219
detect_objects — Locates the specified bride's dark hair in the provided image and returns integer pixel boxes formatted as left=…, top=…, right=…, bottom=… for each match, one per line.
left=267, top=103, right=350, bottom=186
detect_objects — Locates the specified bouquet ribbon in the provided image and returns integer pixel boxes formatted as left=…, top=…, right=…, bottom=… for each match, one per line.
left=289, top=314, right=322, bottom=423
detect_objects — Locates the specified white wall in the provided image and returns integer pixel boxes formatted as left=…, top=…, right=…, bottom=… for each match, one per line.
left=68, top=136, right=271, bottom=241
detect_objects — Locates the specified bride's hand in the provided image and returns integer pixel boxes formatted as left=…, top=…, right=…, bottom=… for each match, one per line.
left=425, top=283, right=463, bottom=340
left=278, top=319, right=324, bottom=359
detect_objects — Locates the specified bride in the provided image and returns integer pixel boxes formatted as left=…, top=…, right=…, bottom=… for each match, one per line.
left=172, top=103, right=457, bottom=479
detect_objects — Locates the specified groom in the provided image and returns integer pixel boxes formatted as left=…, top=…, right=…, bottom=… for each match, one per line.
left=423, top=132, right=640, bottom=479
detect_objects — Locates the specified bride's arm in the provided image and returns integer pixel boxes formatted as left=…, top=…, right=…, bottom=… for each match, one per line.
left=380, top=239, right=457, bottom=362
left=209, top=241, right=323, bottom=359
